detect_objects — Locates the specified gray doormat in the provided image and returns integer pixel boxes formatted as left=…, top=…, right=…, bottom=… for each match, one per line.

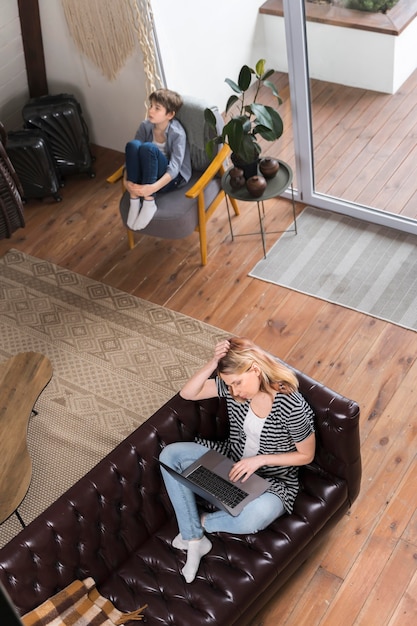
left=249, top=207, right=417, bottom=331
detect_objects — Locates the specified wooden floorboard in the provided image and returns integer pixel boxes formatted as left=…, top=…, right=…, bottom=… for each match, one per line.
left=1, top=119, right=417, bottom=623
left=269, top=68, right=417, bottom=220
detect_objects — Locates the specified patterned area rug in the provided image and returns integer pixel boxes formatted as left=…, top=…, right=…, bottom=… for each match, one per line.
left=0, top=249, right=226, bottom=548
left=249, top=207, right=417, bottom=331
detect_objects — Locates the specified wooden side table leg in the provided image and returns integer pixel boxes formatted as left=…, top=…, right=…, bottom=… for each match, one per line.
left=291, top=184, right=297, bottom=235
left=257, top=200, right=267, bottom=258
left=15, top=509, right=26, bottom=529
left=225, top=195, right=235, bottom=242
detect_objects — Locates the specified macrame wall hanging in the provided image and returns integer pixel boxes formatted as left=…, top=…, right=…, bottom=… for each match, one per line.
left=61, top=0, right=163, bottom=94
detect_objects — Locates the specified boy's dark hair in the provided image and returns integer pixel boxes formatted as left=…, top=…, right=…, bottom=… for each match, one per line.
left=149, top=89, right=183, bottom=115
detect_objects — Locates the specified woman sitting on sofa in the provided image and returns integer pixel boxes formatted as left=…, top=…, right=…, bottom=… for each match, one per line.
left=159, top=336, right=316, bottom=583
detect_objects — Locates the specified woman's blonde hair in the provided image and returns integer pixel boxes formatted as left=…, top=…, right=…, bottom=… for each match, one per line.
left=217, top=336, right=298, bottom=396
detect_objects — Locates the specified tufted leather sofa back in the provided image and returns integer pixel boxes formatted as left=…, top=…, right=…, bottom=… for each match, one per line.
left=0, top=368, right=360, bottom=625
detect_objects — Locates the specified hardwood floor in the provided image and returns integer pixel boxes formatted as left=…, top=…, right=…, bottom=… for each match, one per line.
left=1, top=144, right=417, bottom=625
left=261, top=68, right=417, bottom=221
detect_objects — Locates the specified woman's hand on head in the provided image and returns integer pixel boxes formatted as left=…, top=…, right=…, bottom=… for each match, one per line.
left=214, top=339, right=230, bottom=365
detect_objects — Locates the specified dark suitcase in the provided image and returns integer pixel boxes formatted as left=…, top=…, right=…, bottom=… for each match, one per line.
left=6, top=129, right=62, bottom=202
left=0, top=123, right=25, bottom=239
left=22, top=93, right=95, bottom=178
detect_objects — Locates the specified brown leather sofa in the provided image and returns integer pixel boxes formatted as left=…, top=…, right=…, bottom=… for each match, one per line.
left=0, top=365, right=361, bottom=625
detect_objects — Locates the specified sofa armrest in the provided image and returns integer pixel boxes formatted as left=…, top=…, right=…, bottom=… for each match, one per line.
left=295, top=368, right=361, bottom=506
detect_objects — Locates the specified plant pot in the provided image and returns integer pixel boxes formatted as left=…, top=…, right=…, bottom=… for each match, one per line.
left=231, top=153, right=259, bottom=180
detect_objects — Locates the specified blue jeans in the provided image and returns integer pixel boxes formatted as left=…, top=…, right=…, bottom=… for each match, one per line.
left=159, top=441, right=285, bottom=541
left=125, top=140, right=182, bottom=192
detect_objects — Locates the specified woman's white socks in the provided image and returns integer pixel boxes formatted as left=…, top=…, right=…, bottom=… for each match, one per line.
left=181, top=535, right=212, bottom=583
left=172, top=533, right=188, bottom=550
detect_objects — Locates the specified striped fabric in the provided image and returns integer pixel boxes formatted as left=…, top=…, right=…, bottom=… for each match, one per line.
left=196, top=377, right=315, bottom=514
left=249, top=206, right=417, bottom=331
left=22, top=578, right=147, bottom=626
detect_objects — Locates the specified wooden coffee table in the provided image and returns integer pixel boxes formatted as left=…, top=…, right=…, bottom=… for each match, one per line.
left=0, top=352, right=53, bottom=526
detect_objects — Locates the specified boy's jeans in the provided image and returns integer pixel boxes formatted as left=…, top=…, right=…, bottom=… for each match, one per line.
left=125, top=140, right=181, bottom=192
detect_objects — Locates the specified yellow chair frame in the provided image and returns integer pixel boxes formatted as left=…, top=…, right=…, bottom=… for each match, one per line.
left=107, top=143, right=239, bottom=266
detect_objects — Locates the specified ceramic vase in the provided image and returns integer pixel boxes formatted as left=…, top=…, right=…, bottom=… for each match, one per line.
left=259, top=157, right=280, bottom=179
left=246, top=175, right=267, bottom=198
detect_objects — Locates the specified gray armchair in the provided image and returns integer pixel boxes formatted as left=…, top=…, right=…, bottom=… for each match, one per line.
left=108, top=96, right=239, bottom=265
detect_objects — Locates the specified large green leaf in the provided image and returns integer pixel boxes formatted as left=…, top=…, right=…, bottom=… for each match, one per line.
left=238, top=65, right=252, bottom=92
left=261, top=69, right=275, bottom=81
left=255, top=59, right=266, bottom=77
left=225, top=94, right=239, bottom=114
left=204, top=107, right=218, bottom=129
left=251, top=104, right=284, bottom=138
left=225, top=78, right=241, bottom=94
left=263, top=79, right=282, bottom=103
left=222, top=118, right=244, bottom=155
left=205, top=136, right=223, bottom=159
left=253, top=124, right=278, bottom=142
left=239, top=134, right=261, bottom=162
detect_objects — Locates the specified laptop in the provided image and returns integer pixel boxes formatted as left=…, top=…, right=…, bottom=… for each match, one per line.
left=0, top=581, right=24, bottom=626
left=159, top=449, right=269, bottom=516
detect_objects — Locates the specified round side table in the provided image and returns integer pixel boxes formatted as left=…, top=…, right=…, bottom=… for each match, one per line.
left=221, top=159, right=297, bottom=258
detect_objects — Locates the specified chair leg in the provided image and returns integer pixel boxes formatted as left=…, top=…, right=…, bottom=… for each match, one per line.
left=229, top=195, right=240, bottom=216
left=197, top=194, right=208, bottom=265
left=199, top=226, right=207, bottom=265
left=127, top=228, right=135, bottom=250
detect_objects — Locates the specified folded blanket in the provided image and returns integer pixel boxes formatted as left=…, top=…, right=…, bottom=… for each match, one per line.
left=22, top=578, right=147, bottom=626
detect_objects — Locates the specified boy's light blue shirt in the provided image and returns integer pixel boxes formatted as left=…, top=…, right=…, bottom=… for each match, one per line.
left=135, top=118, right=192, bottom=185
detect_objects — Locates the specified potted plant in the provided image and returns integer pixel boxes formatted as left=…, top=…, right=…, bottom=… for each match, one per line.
left=204, top=59, right=283, bottom=178
left=338, top=0, right=399, bottom=11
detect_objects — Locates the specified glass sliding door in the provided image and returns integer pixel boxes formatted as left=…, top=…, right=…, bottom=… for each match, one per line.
left=283, top=0, right=417, bottom=235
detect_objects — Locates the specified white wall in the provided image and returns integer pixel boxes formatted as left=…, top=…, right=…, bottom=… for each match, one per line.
left=37, top=0, right=149, bottom=152
left=151, top=0, right=268, bottom=112
left=0, top=0, right=274, bottom=151
left=38, top=0, right=271, bottom=151
left=0, top=0, right=29, bottom=131
left=394, top=11, right=417, bottom=92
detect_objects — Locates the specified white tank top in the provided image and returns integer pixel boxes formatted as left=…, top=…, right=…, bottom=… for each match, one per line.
left=153, top=139, right=167, bottom=156
left=242, top=405, right=265, bottom=458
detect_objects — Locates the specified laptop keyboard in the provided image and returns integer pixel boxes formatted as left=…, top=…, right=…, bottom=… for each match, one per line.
left=187, top=465, right=248, bottom=508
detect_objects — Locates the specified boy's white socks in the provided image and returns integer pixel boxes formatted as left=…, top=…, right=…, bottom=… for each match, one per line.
left=133, top=198, right=157, bottom=230
left=181, top=535, right=212, bottom=583
left=127, top=197, right=141, bottom=229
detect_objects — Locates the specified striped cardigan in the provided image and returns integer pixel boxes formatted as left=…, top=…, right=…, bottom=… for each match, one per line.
left=196, top=377, right=315, bottom=514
